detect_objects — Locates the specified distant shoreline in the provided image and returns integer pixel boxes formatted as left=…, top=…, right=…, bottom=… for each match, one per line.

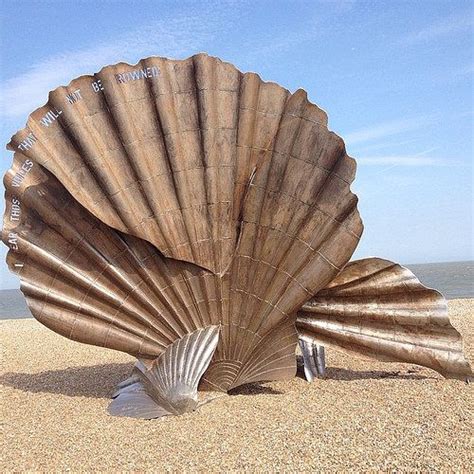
left=1, top=260, right=473, bottom=320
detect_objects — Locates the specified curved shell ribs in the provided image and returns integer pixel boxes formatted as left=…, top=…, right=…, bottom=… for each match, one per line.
left=109, top=326, right=220, bottom=419
left=297, top=258, right=472, bottom=380
left=2, top=54, right=471, bottom=418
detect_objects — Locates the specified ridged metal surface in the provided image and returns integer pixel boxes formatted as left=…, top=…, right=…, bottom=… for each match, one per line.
left=299, top=339, right=326, bottom=381
left=109, top=326, right=219, bottom=419
left=2, top=54, right=362, bottom=392
left=3, top=166, right=298, bottom=389
left=296, top=258, right=473, bottom=379
left=7, top=53, right=361, bottom=277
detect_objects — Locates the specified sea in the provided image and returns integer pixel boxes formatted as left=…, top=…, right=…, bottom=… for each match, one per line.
left=0, top=260, right=472, bottom=320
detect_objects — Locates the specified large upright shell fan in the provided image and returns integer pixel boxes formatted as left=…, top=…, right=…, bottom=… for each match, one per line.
left=3, top=54, right=471, bottom=419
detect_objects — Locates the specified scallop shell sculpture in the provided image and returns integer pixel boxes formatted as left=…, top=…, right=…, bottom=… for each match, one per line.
left=2, top=53, right=471, bottom=419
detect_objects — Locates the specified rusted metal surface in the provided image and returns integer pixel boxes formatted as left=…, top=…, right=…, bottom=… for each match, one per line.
left=2, top=54, right=471, bottom=418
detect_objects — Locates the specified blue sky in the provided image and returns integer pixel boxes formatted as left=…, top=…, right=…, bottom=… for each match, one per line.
left=0, top=0, right=472, bottom=289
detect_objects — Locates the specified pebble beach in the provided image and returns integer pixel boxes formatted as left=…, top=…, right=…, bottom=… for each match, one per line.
left=1, top=299, right=472, bottom=471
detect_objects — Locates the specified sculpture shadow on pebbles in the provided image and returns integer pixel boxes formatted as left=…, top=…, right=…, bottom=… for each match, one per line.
left=0, top=363, right=134, bottom=399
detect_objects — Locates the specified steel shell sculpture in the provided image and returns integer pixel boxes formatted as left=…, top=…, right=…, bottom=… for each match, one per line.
left=2, top=54, right=471, bottom=419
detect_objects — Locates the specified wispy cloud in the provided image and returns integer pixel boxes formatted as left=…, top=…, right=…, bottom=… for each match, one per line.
left=399, top=11, right=473, bottom=46
left=439, top=63, right=474, bottom=85
left=357, top=148, right=463, bottom=167
left=237, top=1, right=355, bottom=69
left=351, top=137, right=423, bottom=154
left=0, top=5, right=228, bottom=119
left=0, top=0, right=354, bottom=121
left=345, top=115, right=435, bottom=147
left=358, top=156, right=447, bottom=167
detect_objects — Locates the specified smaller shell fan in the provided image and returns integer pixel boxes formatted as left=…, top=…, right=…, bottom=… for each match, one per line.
left=297, top=258, right=473, bottom=380
left=109, top=326, right=220, bottom=419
